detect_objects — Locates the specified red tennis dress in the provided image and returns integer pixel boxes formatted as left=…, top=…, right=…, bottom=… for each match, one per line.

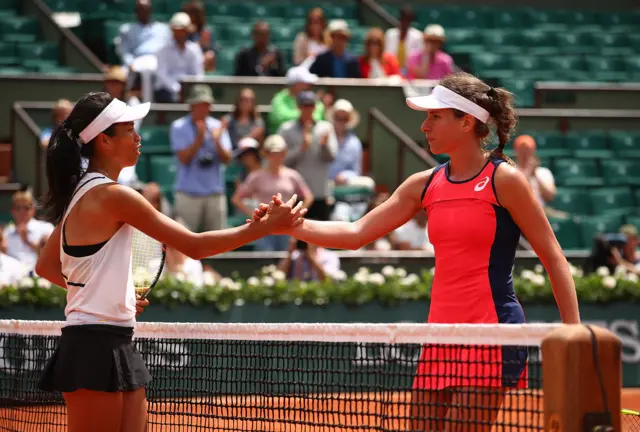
left=413, top=158, right=528, bottom=390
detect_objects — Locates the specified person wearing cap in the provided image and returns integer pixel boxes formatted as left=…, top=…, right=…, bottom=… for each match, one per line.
left=170, top=84, right=232, bottom=232
left=233, top=137, right=262, bottom=184
left=406, top=24, right=454, bottom=80
left=278, top=91, right=338, bottom=221
left=512, top=135, right=556, bottom=208
left=384, top=6, right=424, bottom=73
left=234, top=21, right=285, bottom=77
left=34, top=91, right=306, bottom=431
left=268, top=66, right=325, bottom=133
left=232, top=135, right=313, bottom=252
left=117, top=0, right=170, bottom=71
left=40, top=99, right=74, bottom=149
left=259, top=71, right=581, bottom=428
left=154, top=11, right=204, bottom=103
left=309, top=19, right=361, bottom=79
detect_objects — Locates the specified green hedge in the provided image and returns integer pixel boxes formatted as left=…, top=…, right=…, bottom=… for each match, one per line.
left=1, top=264, right=638, bottom=312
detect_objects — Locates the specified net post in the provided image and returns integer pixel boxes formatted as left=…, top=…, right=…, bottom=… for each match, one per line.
left=542, top=324, right=621, bottom=432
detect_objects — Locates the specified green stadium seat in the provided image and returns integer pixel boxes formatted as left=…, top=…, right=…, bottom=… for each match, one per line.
left=553, top=159, right=603, bottom=187
left=625, top=57, right=640, bottom=82
left=323, top=4, right=358, bottom=20
left=565, top=131, right=612, bottom=158
left=471, top=53, right=511, bottom=77
left=500, top=79, right=534, bottom=108
left=0, top=42, right=18, bottom=66
left=601, top=160, right=640, bottom=187
left=209, top=3, right=253, bottom=19
left=0, top=0, right=18, bottom=10
left=585, top=56, right=629, bottom=82
left=550, top=188, right=591, bottom=215
left=21, top=59, right=59, bottom=72
left=18, top=42, right=59, bottom=63
left=271, top=25, right=296, bottom=44
left=417, top=7, right=461, bottom=30
left=548, top=217, right=583, bottom=250
left=0, top=16, right=39, bottom=40
left=215, top=49, right=236, bottom=76
left=286, top=4, right=314, bottom=20
left=490, top=9, right=525, bottom=28
left=589, top=187, right=635, bottom=215
left=445, top=29, right=479, bottom=47
left=334, top=185, right=374, bottom=203
left=0, top=66, right=25, bottom=75
left=136, top=156, right=149, bottom=183
left=598, top=11, right=637, bottom=27
left=521, top=30, right=558, bottom=54
left=139, top=126, right=171, bottom=154
left=510, top=55, right=545, bottom=78
left=555, top=32, right=597, bottom=54
left=528, top=131, right=570, bottom=158
left=149, top=155, right=177, bottom=189
left=42, top=0, right=79, bottom=12
left=481, top=30, right=522, bottom=54
left=226, top=25, right=253, bottom=42
left=609, top=130, right=640, bottom=158
left=593, top=33, right=633, bottom=56
left=626, top=215, right=640, bottom=230
left=542, top=56, right=585, bottom=75
left=578, top=214, right=624, bottom=248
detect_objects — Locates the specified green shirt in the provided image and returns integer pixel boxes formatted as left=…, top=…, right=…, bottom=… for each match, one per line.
left=268, top=89, right=325, bottom=133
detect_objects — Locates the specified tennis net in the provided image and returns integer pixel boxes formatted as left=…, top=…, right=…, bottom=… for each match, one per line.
left=0, top=320, right=561, bottom=431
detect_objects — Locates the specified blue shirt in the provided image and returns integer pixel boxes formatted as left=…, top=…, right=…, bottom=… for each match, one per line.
left=171, top=115, right=232, bottom=196
left=118, top=21, right=171, bottom=67
left=155, top=39, right=204, bottom=97
left=332, top=55, right=347, bottom=78
left=328, top=132, right=363, bottom=181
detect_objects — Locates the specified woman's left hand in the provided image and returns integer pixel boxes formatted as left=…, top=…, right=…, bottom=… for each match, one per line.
left=136, top=295, right=149, bottom=316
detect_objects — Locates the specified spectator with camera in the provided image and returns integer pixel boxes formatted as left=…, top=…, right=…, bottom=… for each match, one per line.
left=170, top=85, right=232, bottom=232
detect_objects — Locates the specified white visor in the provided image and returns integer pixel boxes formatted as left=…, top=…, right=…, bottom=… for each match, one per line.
left=78, top=98, right=150, bottom=144
left=406, top=85, right=490, bottom=124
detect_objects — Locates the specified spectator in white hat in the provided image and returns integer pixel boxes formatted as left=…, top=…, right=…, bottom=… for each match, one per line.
left=268, top=66, right=325, bottom=132
left=406, top=24, right=454, bottom=80
left=309, top=19, right=361, bottom=78
left=154, top=11, right=204, bottom=102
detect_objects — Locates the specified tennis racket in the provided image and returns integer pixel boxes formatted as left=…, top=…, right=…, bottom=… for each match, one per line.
left=131, top=228, right=166, bottom=300
left=623, top=409, right=640, bottom=431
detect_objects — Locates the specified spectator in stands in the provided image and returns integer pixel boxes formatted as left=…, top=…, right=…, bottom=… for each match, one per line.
left=141, top=181, right=173, bottom=218
left=234, top=21, right=285, bottom=77
left=359, top=28, right=402, bottom=79
left=384, top=5, right=424, bottom=74
left=232, top=134, right=313, bottom=251
left=293, top=7, right=329, bottom=67
left=182, top=1, right=216, bottom=72
left=103, top=66, right=143, bottom=186
left=513, top=135, right=556, bottom=208
left=2, top=189, right=54, bottom=275
left=389, top=210, right=434, bottom=253
left=406, top=24, right=454, bottom=80
left=588, top=224, right=640, bottom=275
left=310, top=20, right=361, bottom=79
left=278, top=238, right=341, bottom=281
left=118, top=0, right=170, bottom=70
left=278, top=91, right=338, bottom=221
left=268, top=66, right=325, bottom=133
left=171, top=85, right=232, bottom=232
left=222, top=88, right=265, bottom=150
left=327, top=99, right=375, bottom=190
left=154, top=12, right=204, bottom=103
left=0, top=227, right=26, bottom=286
left=233, top=137, right=263, bottom=187
left=359, top=192, right=393, bottom=251
left=40, top=99, right=73, bottom=149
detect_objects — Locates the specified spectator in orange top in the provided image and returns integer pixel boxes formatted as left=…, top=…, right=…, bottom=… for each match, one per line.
left=359, top=28, right=402, bottom=79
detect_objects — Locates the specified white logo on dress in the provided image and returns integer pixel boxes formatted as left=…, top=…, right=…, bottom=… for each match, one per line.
left=474, top=176, right=490, bottom=192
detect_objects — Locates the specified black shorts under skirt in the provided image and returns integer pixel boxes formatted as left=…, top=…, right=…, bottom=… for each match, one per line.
left=38, top=324, right=152, bottom=393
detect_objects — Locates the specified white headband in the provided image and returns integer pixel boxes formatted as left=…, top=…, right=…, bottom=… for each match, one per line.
left=405, top=85, right=491, bottom=124
left=78, top=98, right=150, bottom=144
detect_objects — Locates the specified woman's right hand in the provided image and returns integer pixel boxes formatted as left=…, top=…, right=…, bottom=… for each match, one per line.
left=260, top=193, right=307, bottom=233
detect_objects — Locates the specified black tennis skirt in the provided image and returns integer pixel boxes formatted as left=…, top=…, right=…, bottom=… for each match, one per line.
left=38, top=324, right=152, bottom=393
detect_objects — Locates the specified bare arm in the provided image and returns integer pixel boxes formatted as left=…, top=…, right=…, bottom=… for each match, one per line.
left=495, top=163, right=580, bottom=324
left=285, top=170, right=431, bottom=250
left=105, top=185, right=305, bottom=260
left=35, top=224, right=66, bottom=288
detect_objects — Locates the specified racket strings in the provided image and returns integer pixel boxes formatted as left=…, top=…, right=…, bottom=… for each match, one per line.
left=131, top=229, right=165, bottom=293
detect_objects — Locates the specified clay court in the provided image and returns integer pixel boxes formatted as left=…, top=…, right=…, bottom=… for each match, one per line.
left=2, top=389, right=639, bottom=431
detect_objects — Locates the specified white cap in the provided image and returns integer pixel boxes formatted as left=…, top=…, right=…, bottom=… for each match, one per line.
left=424, top=24, right=445, bottom=40
left=327, top=19, right=351, bottom=36
left=233, top=137, right=260, bottom=158
left=263, top=134, right=287, bottom=153
left=78, top=98, right=150, bottom=144
left=327, top=99, right=360, bottom=130
left=286, top=66, right=318, bottom=85
left=170, top=12, right=191, bottom=29
left=406, top=85, right=490, bottom=124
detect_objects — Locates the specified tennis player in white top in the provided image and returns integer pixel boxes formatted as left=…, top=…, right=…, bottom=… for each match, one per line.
left=35, top=91, right=306, bottom=432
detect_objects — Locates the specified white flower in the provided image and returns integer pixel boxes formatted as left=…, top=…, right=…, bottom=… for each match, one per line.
left=247, top=277, right=260, bottom=287
left=368, top=273, right=385, bottom=285
left=602, top=275, right=616, bottom=290
left=220, top=278, right=241, bottom=291
left=174, top=272, right=186, bottom=282
left=202, top=271, right=216, bottom=286
left=354, top=272, right=368, bottom=284
left=18, top=277, right=34, bottom=289
left=357, top=267, right=370, bottom=275
left=37, top=278, right=51, bottom=289
left=261, top=276, right=275, bottom=287
left=333, top=270, right=347, bottom=281
left=395, top=268, right=407, bottom=278
left=614, top=266, right=627, bottom=278
left=381, top=266, right=395, bottom=277
left=262, top=264, right=277, bottom=274
left=294, top=298, right=303, bottom=306
left=531, top=274, right=546, bottom=286
left=272, top=270, right=286, bottom=281
left=234, top=298, right=245, bottom=307
left=568, top=264, right=581, bottom=277
left=520, top=270, right=535, bottom=281
left=401, top=274, right=420, bottom=286
left=534, top=264, right=544, bottom=274
left=171, top=290, right=180, bottom=299
left=429, top=267, right=435, bottom=275
left=596, top=267, right=610, bottom=277
left=626, top=273, right=639, bottom=283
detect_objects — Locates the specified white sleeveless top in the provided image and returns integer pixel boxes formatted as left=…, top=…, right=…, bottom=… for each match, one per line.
left=61, top=172, right=137, bottom=327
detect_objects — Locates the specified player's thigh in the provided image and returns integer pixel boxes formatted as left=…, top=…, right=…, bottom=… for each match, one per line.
left=446, top=387, right=505, bottom=432
left=203, top=193, right=226, bottom=231
left=410, top=389, right=451, bottom=431
left=63, top=389, right=123, bottom=432
left=120, top=387, right=148, bottom=432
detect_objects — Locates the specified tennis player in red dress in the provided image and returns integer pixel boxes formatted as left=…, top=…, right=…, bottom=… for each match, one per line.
left=253, top=71, right=581, bottom=431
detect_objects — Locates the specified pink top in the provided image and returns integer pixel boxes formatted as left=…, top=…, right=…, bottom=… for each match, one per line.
left=406, top=50, right=454, bottom=80
left=235, top=167, right=312, bottom=205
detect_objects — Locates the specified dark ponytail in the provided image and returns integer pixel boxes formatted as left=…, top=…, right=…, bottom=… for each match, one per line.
left=440, top=72, right=518, bottom=165
left=41, top=92, right=115, bottom=224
